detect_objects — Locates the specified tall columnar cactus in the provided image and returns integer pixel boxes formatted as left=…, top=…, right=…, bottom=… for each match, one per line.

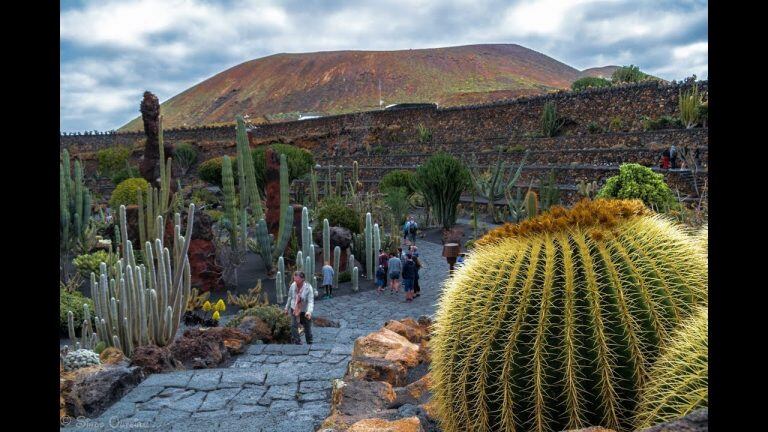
left=301, top=207, right=310, bottom=262
left=349, top=254, right=355, bottom=273
left=296, top=250, right=303, bottom=271
left=310, top=167, right=319, bottom=209
left=309, top=243, right=316, bottom=279
left=235, top=115, right=264, bottom=221
left=60, top=148, right=92, bottom=250
left=276, top=153, right=290, bottom=253
left=84, top=203, right=194, bottom=358
left=222, top=156, right=238, bottom=249
left=365, top=213, right=373, bottom=280
left=323, top=218, right=331, bottom=266
left=374, top=223, right=381, bottom=258
left=525, top=189, right=539, bottom=219
left=352, top=266, right=359, bottom=292
left=275, top=270, right=285, bottom=305
left=635, top=307, right=708, bottom=429
left=333, top=246, right=341, bottom=288
left=431, top=199, right=708, bottom=432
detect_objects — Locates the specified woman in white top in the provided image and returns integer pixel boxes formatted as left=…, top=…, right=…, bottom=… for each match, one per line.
left=283, top=270, right=314, bottom=344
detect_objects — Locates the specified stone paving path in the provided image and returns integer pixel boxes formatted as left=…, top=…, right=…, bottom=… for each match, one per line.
left=67, top=239, right=449, bottom=431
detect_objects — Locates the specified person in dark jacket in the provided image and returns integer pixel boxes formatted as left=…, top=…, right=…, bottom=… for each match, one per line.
left=413, top=252, right=422, bottom=298
left=401, top=254, right=417, bottom=302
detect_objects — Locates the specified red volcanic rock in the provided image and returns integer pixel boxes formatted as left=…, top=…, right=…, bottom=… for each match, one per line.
left=130, top=345, right=179, bottom=375
left=188, top=239, right=223, bottom=292
left=169, top=328, right=230, bottom=369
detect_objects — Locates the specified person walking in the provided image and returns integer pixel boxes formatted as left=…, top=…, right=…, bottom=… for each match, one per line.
left=661, top=149, right=670, bottom=169
left=283, top=271, right=314, bottom=345
left=669, top=145, right=678, bottom=169
left=376, top=264, right=387, bottom=294
left=321, top=261, right=334, bottom=299
left=388, top=252, right=402, bottom=294
left=402, top=253, right=417, bottom=302
left=404, top=216, right=418, bottom=245
left=413, top=251, right=422, bottom=298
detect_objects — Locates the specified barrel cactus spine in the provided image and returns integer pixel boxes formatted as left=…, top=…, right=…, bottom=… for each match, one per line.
left=431, top=199, right=708, bottom=432
left=635, top=306, right=708, bottom=429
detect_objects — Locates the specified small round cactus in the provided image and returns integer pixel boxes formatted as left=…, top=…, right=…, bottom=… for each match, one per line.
left=62, top=349, right=101, bottom=371
left=431, top=199, right=708, bottom=432
left=635, top=306, right=708, bottom=429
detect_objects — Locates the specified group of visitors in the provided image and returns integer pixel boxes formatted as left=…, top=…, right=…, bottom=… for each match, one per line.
left=660, top=145, right=701, bottom=170
left=282, top=215, right=425, bottom=344
left=376, top=244, right=423, bottom=302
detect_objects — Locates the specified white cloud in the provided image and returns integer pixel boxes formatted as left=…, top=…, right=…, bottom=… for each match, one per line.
left=60, top=0, right=708, bottom=132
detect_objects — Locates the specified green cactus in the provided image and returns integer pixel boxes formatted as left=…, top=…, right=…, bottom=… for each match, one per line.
left=85, top=203, right=195, bottom=357
left=431, top=199, right=708, bottom=432
left=469, top=150, right=529, bottom=221
left=365, top=213, right=373, bottom=280
left=374, top=223, right=381, bottom=257
left=323, top=218, right=331, bottom=266
left=525, top=189, right=539, bottom=219
left=301, top=207, right=310, bottom=262
left=349, top=254, right=355, bottom=273
left=352, top=266, right=359, bottom=292
left=296, top=250, right=303, bottom=271
left=333, top=246, right=341, bottom=288
left=236, top=115, right=264, bottom=221
left=222, top=156, right=238, bottom=249
left=276, top=255, right=286, bottom=304
left=539, top=169, right=561, bottom=211
left=635, top=306, right=707, bottom=429
left=310, top=167, right=319, bottom=209
left=60, top=149, right=92, bottom=251
left=577, top=179, right=598, bottom=199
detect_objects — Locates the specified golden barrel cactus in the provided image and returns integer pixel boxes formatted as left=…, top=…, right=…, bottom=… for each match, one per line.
left=635, top=306, right=708, bottom=429
left=430, top=199, right=708, bottom=432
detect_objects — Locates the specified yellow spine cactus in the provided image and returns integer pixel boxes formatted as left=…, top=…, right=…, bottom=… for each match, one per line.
left=635, top=306, right=708, bottom=429
left=202, top=301, right=212, bottom=312
left=431, top=199, right=708, bottom=432
left=212, top=311, right=220, bottom=321
left=215, top=299, right=226, bottom=313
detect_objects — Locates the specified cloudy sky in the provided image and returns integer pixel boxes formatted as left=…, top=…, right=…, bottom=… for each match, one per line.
left=60, top=0, right=708, bottom=132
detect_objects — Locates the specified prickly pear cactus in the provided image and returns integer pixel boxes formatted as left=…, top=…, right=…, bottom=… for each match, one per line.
left=431, top=199, right=708, bottom=432
left=62, top=349, right=101, bottom=371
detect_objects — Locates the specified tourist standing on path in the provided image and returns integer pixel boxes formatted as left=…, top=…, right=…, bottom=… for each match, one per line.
left=661, top=149, right=670, bottom=169
left=403, top=216, right=418, bottom=245
left=376, top=265, right=387, bottom=294
left=402, top=254, right=417, bottom=302
left=670, top=145, right=678, bottom=169
left=321, top=261, right=334, bottom=299
left=413, top=251, right=422, bottom=298
left=284, top=271, right=314, bottom=345
left=388, top=252, right=402, bottom=294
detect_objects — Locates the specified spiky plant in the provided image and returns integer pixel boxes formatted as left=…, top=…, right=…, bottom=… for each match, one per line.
left=431, top=199, right=708, bottom=432
left=695, top=224, right=707, bottom=254
left=635, top=306, right=707, bottom=429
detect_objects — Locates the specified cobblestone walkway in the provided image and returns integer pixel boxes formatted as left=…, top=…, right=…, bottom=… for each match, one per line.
left=69, top=240, right=448, bottom=431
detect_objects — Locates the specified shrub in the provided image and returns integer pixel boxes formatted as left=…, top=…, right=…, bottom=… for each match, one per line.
left=587, top=122, right=602, bottom=134
left=432, top=199, right=708, bottom=432
left=414, top=152, right=470, bottom=230
left=679, top=85, right=703, bottom=129
left=417, top=123, right=432, bottom=144
left=173, top=143, right=198, bottom=174
left=198, top=157, right=228, bottom=186
left=225, top=304, right=291, bottom=343
left=60, top=288, right=95, bottom=337
left=612, top=64, right=650, bottom=83
left=609, top=116, right=623, bottom=132
left=109, top=178, right=150, bottom=208
left=97, top=146, right=132, bottom=177
left=338, top=271, right=351, bottom=283
left=191, top=188, right=220, bottom=208
left=72, top=251, right=116, bottom=277
left=110, top=165, right=141, bottom=185
left=571, top=76, right=612, bottom=92
left=204, top=209, right=224, bottom=222
left=540, top=101, right=565, bottom=137
left=636, top=307, right=708, bottom=429
left=642, top=115, right=683, bottom=131
left=371, top=145, right=386, bottom=155
left=380, top=170, right=416, bottom=196
left=597, top=163, right=678, bottom=211
left=197, top=144, right=313, bottom=189
left=316, top=195, right=362, bottom=233
left=383, top=187, right=410, bottom=225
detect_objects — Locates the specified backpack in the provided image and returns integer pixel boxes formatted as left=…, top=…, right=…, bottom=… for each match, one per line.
left=408, top=222, right=417, bottom=234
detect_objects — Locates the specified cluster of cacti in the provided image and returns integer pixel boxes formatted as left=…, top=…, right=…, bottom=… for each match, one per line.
left=82, top=203, right=194, bottom=357
left=431, top=199, right=708, bottom=432
left=577, top=179, right=599, bottom=199
left=538, top=169, right=560, bottom=210
left=136, top=116, right=177, bottom=255
left=635, top=306, right=708, bottom=429
left=62, top=348, right=101, bottom=371
left=469, top=150, right=529, bottom=222
left=60, top=148, right=92, bottom=251
left=67, top=305, right=98, bottom=351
